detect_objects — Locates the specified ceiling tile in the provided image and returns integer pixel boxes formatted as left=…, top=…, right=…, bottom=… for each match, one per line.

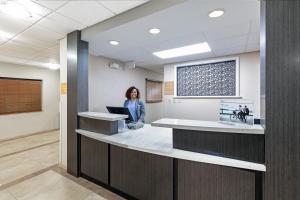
left=213, top=45, right=246, bottom=57
left=0, top=46, right=36, bottom=59
left=143, top=32, right=206, bottom=53
left=204, top=22, right=251, bottom=41
left=86, top=0, right=260, bottom=69
left=32, top=56, right=59, bottom=64
left=98, top=1, right=148, bottom=14
left=0, top=12, right=31, bottom=37
left=247, top=32, right=259, bottom=46
left=12, top=34, right=56, bottom=50
left=107, top=47, right=151, bottom=62
left=36, top=12, right=86, bottom=35
left=21, top=25, right=64, bottom=43
left=250, top=18, right=260, bottom=33
left=0, top=0, right=52, bottom=24
left=23, top=0, right=52, bottom=22
left=0, top=55, right=30, bottom=65
left=209, top=35, right=248, bottom=51
left=24, top=60, right=50, bottom=68
left=31, top=44, right=59, bottom=59
left=56, top=1, right=114, bottom=26
left=0, top=40, right=42, bottom=53
left=246, top=43, right=259, bottom=52
left=32, top=0, right=67, bottom=10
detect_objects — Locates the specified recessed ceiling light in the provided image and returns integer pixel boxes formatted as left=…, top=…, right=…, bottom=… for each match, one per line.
left=208, top=9, right=224, bottom=18
left=0, top=0, right=33, bottom=18
left=0, top=30, right=13, bottom=41
left=109, top=40, right=119, bottom=46
left=153, top=42, right=211, bottom=59
left=149, top=28, right=160, bottom=34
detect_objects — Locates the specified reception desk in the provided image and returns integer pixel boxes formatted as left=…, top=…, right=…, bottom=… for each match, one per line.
left=152, top=118, right=265, bottom=163
left=76, top=112, right=265, bottom=200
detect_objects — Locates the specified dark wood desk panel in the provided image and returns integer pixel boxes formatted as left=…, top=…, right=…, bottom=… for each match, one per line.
left=110, top=145, right=173, bottom=200
left=173, top=129, right=265, bottom=163
left=80, top=135, right=109, bottom=184
left=79, top=116, right=118, bottom=135
left=177, top=159, right=257, bottom=200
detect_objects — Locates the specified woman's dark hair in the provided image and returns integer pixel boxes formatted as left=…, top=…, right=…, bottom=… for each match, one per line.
left=125, top=86, right=140, bottom=99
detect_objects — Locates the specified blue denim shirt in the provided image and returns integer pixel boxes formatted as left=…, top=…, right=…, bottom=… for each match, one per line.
left=124, top=99, right=145, bottom=123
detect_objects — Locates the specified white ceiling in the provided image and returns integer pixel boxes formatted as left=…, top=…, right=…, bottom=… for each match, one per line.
left=83, top=0, right=260, bottom=72
left=0, top=0, right=147, bottom=68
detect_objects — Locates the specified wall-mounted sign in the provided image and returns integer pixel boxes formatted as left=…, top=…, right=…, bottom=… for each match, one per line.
left=60, top=83, right=67, bottom=95
left=164, top=81, right=174, bottom=95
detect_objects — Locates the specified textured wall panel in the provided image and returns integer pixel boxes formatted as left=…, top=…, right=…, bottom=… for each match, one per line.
left=176, top=60, right=236, bottom=96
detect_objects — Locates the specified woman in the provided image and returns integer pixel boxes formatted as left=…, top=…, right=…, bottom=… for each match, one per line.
left=124, top=86, right=145, bottom=123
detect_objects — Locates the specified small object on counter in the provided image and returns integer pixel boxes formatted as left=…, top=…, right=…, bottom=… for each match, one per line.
left=118, top=120, right=127, bottom=132
left=127, top=121, right=144, bottom=129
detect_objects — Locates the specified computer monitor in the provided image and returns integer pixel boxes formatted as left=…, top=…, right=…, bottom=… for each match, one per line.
left=106, top=106, right=134, bottom=122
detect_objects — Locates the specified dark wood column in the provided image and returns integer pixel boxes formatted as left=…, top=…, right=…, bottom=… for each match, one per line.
left=261, top=1, right=300, bottom=199
left=67, top=30, right=88, bottom=176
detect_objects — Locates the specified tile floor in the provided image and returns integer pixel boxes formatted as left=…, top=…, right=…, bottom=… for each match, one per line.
left=0, top=131, right=59, bottom=158
left=0, top=130, right=125, bottom=200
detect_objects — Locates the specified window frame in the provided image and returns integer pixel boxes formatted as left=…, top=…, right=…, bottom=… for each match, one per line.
left=174, top=57, right=240, bottom=98
left=0, top=77, right=43, bottom=115
left=145, top=78, right=163, bottom=103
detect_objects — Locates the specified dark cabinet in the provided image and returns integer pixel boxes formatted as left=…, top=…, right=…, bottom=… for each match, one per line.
left=110, top=145, right=173, bottom=200
left=177, top=159, right=257, bottom=200
left=80, top=135, right=109, bottom=184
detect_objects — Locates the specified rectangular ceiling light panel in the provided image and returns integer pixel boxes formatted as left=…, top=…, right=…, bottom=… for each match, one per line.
left=153, top=42, right=211, bottom=59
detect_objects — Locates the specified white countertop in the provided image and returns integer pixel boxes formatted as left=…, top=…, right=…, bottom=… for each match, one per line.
left=78, top=112, right=128, bottom=121
left=151, top=118, right=264, bottom=134
left=76, top=124, right=266, bottom=172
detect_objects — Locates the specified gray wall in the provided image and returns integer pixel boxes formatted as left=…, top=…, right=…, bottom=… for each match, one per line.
left=0, top=62, right=60, bottom=140
left=163, top=52, right=260, bottom=121
left=89, top=55, right=164, bottom=123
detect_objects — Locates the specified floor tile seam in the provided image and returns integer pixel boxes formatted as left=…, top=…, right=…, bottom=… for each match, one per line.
left=50, top=168, right=98, bottom=196
left=0, top=130, right=59, bottom=144
left=50, top=167, right=124, bottom=200
left=6, top=189, right=18, bottom=200
left=0, top=141, right=59, bottom=159
left=0, top=165, right=58, bottom=191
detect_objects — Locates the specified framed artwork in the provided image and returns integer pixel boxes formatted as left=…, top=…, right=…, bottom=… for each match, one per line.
left=220, top=100, right=254, bottom=125
left=175, top=57, right=239, bottom=98
left=145, top=79, right=163, bottom=103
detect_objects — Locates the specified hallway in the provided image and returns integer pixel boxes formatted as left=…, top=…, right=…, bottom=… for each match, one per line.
left=0, top=131, right=124, bottom=200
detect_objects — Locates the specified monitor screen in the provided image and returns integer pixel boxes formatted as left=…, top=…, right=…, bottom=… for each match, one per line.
left=106, top=106, right=134, bottom=122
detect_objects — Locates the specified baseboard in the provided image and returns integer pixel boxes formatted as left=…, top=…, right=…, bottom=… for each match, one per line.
left=59, top=163, right=67, bottom=170
left=0, top=128, right=59, bottom=143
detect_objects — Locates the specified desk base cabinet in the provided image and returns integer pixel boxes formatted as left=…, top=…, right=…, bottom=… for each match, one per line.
left=110, top=145, right=173, bottom=200
left=80, top=135, right=109, bottom=184
left=79, top=136, right=261, bottom=200
left=177, top=160, right=256, bottom=200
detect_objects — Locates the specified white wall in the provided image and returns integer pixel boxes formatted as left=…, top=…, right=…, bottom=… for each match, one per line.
left=59, top=37, right=67, bottom=168
left=0, top=62, right=60, bottom=140
left=89, top=55, right=164, bottom=123
left=163, top=52, right=260, bottom=121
